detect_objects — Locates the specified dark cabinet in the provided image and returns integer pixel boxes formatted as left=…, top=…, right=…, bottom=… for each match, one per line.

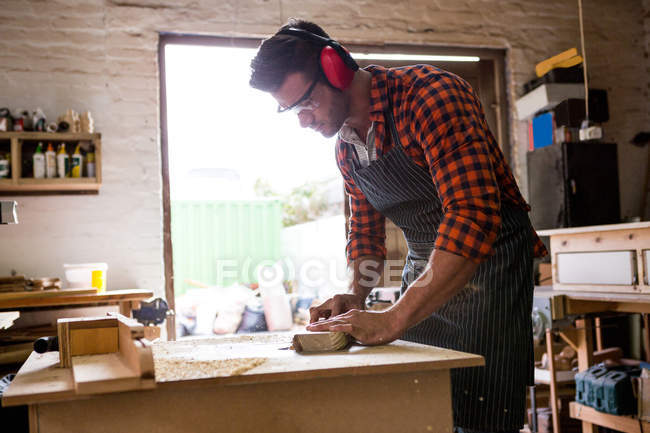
left=527, top=141, right=620, bottom=230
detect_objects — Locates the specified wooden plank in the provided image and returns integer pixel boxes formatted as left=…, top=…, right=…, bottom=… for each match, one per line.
left=0, top=132, right=100, bottom=141
left=118, top=300, right=131, bottom=316
left=538, top=222, right=650, bottom=236
left=574, top=318, right=597, bottom=433
left=569, top=402, right=647, bottom=433
left=144, top=326, right=161, bottom=340
left=552, top=283, right=650, bottom=294
left=0, top=311, right=19, bottom=329
left=292, top=331, right=351, bottom=353
left=57, top=319, right=70, bottom=368
left=116, top=314, right=151, bottom=378
left=0, top=288, right=96, bottom=302
left=34, top=369, right=453, bottom=433
left=1, top=351, right=75, bottom=407
left=565, top=299, right=650, bottom=315
left=66, top=317, right=117, bottom=330
left=69, top=328, right=118, bottom=356
left=0, top=289, right=154, bottom=310
left=57, top=316, right=119, bottom=362
left=71, top=352, right=153, bottom=395
left=546, top=328, right=560, bottom=433
left=29, top=404, right=38, bottom=433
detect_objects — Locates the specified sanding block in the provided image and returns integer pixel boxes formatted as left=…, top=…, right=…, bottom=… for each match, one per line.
left=292, top=332, right=351, bottom=353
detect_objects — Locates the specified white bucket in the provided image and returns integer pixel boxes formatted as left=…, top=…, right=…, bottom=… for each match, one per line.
left=63, top=263, right=108, bottom=291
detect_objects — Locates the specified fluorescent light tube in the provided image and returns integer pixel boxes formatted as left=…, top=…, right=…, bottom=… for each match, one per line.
left=351, top=53, right=480, bottom=62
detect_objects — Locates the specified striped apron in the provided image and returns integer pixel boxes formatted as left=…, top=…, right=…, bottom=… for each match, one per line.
left=345, top=107, right=534, bottom=431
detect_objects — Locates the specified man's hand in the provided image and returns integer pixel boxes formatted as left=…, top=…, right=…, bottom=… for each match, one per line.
left=306, top=309, right=402, bottom=345
left=309, top=293, right=366, bottom=323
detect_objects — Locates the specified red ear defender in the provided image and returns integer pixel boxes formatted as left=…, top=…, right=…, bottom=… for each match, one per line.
left=320, top=46, right=355, bottom=90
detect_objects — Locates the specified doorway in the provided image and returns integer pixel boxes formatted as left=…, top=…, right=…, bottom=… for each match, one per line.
left=159, top=34, right=508, bottom=338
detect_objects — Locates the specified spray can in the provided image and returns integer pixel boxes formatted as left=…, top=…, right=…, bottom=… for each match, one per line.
left=33, top=142, right=45, bottom=179
left=71, top=144, right=83, bottom=178
left=57, top=143, right=69, bottom=178
left=45, top=142, right=56, bottom=178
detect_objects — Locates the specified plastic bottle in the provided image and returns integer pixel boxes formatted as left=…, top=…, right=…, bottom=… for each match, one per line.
left=33, top=142, right=45, bottom=179
left=57, top=143, right=69, bottom=178
left=71, top=144, right=83, bottom=178
left=0, top=154, right=9, bottom=179
left=86, top=146, right=95, bottom=178
left=45, top=142, right=56, bottom=178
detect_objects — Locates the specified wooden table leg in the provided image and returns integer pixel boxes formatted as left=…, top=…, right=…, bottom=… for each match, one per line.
left=575, top=318, right=597, bottom=433
left=594, top=317, right=603, bottom=351
left=546, top=328, right=560, bottom=433
left=29, top=404, right=38, bottom=433
left=119, top=301, right=132, bottom=317
left=642, top=314, right=650, bottom=362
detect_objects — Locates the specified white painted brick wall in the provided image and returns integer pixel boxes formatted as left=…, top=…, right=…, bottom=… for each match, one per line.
left=0, top=0, right=648, bottom=299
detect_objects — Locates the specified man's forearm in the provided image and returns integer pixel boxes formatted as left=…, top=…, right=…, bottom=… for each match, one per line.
left=388, top=249, right=479, bottom=331
left=349, top=255, right=383, bottom=300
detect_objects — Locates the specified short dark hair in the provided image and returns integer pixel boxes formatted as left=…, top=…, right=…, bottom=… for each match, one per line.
left=249, top=19, right=329, bottom=93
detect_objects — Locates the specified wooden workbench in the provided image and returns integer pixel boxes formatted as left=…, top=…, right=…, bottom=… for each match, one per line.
left=535, top=287, right=650, bottom=433
left=3, top=333, right=484, bottom=433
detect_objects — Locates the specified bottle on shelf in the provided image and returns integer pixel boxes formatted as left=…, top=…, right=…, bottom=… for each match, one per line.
left=71, top=144, right=83, bottom=178
left=33, top=142, right=45, bottom=179
left=0, top=153, right=9, bottom=179
left=57, top=142, right=69, bottom=178
left=86, top=146, right=95, bottom=178
left=45, top=142, right=56, bottom=178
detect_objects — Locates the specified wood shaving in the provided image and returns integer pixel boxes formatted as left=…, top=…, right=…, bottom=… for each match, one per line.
left=152, top=339, right=268, bottom=382
left=154, top=357, right=266, bottom=382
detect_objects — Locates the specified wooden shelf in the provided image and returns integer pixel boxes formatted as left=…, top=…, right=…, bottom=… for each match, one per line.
left=0, top=132, right=101, bottom=194
left=569, top=402, right=649, bottom=433
left=0, top=132, right=99, bottom=141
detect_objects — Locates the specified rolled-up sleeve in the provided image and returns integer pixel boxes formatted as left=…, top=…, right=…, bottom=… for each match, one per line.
left=408, top=76, right=501, bottom=262
left=336, top=140, right=386, bottom=264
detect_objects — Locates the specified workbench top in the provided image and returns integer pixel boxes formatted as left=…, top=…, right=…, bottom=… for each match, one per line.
left=3, top=333, right=483, bottom=407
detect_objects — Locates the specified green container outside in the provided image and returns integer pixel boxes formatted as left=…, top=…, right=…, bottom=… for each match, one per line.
left=171, top=200, right=283, bottom=295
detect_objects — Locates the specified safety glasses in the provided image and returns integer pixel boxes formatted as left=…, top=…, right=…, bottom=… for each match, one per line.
left=277, top=74, right=320, bottom=114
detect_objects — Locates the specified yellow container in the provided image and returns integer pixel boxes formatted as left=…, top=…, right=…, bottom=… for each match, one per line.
left=91, top=269, right=106, bottom=293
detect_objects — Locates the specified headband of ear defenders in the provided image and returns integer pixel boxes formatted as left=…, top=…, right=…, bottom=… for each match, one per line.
left=277, top=28, right=358, bottom=90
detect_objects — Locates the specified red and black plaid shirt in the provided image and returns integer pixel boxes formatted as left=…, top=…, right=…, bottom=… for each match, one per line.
left=337, top=64, right=547, bottom=264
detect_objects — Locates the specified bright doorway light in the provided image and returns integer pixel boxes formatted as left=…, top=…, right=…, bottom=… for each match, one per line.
left=164, top=44, right=342, bottom=200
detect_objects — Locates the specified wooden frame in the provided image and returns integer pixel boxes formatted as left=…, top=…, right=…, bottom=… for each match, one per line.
left=159, top=33, right=511, bottom=336
left=539, top=222, right=650, bottom=293
left=0, top=132, right=101, bottom=193
left=535, top=287, right=650, bottom=433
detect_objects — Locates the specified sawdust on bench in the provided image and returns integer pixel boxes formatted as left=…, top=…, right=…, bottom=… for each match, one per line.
left=153, top=340, right=267, bottom=382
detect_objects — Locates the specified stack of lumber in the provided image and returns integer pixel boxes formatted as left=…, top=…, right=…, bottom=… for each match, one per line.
left=0, top=275, right=61, bottom=292
left=0, top=276, right=26, bottom=292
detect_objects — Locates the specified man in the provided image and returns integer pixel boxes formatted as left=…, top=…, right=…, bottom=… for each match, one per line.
left=250, top=19, right=547, bottom=432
